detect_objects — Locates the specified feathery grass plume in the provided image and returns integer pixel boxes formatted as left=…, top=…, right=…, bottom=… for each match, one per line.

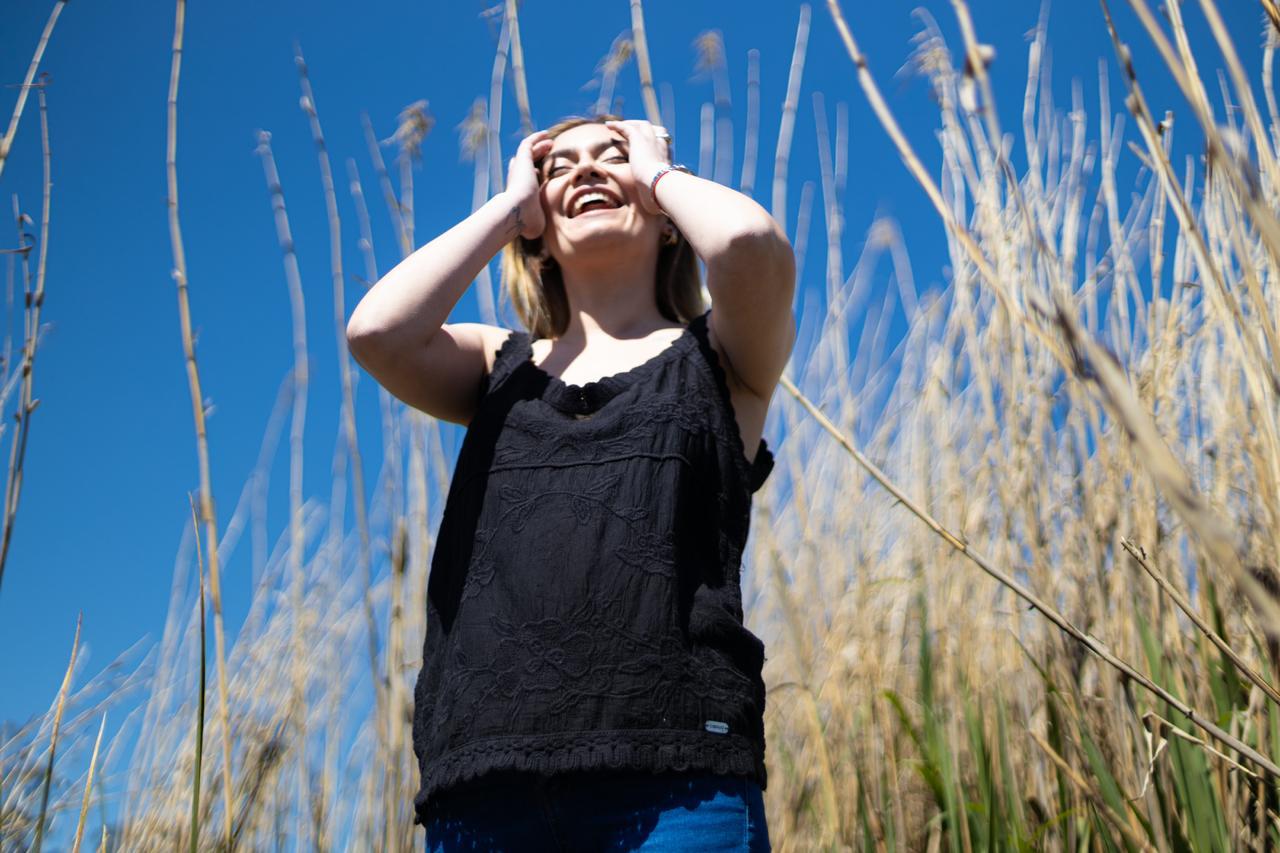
left=588, top=32, right=634, bottom=116
left=383, top=100, right=435, bottom=251
left=693, top=30, right=734, bottom=185
left=164, top=0, right=235, bottom=844
left=360, top=111, right=410, bottom=258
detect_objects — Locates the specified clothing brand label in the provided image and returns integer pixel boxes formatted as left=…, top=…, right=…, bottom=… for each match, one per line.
left=704, top=720, right=730, bottom=734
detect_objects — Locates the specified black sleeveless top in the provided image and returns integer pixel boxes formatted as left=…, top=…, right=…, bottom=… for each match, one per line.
left=411, top=307, right=775, bottom=823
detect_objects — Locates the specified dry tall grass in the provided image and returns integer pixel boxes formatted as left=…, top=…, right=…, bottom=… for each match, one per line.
left=5, top=0, right=1280, bottom=850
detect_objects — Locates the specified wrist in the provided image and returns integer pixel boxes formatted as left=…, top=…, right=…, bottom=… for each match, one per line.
left=647, top=164, right=693, bottom=214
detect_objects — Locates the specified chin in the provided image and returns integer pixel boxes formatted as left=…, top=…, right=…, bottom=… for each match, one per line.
left=551, top=219, right=651, bottom=256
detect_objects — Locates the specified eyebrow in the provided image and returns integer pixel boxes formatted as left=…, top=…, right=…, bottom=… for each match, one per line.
left=543, top=137, right=627, bottom=167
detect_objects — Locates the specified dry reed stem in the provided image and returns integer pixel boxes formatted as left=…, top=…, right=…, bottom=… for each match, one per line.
left=33, top=614, right=79, bottom=853
left=0, top=0, right=65, bottom=183
left=359, top=112, right=409, bottom=260
left=592, top=33, right=633, bottom=117
left=772, top=4, right=810, bottom=229
left=295, top=51, right=379, bottom=842
left=70, top=713, right=104, bottom=853
left=1097, top=0, right=1280, bottom=628
left=741, top=48, right=761, bottom=195
left=186, top=492, right=205, bottom=853
left=252, top=128, right=312, bottom=848
left=776, top=370, right=1280, bottom=778
left=0, top=80, right=51, bottom=594
left=830, top=0, right=1280, bottom=647
left=1028, top=730, right=1157, bottom=851
left=628, top=0, right=663, bottom=125
left=487, top=13, right=512, bottom=196
left=698, top=103, right=713, bottom=178
left=1121, top=539, right=1280, bottom=707
left=504, top=0, right=533, bottom=134
left=164, top=0, right=234, bottom=842
left=342, top=155, right=393, bottom=785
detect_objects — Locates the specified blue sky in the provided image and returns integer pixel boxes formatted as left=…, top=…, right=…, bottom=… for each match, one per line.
left=0, top=0, right=1262, bottom=729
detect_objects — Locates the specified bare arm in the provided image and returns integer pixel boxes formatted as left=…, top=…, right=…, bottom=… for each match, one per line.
left=606, top=120, right=796, bottom=401
left=346, top=131, right=553, bottom=425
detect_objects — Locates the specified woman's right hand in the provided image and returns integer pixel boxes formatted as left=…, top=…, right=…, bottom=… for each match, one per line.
left=505, top=130, right=554, bottom=240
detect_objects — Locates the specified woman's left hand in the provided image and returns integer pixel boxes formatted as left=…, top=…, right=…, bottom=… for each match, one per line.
left=603, top=120, right=672, bottom=215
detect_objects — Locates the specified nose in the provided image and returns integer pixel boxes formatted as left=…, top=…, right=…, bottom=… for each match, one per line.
left=567, top=156, right=606, bottom=184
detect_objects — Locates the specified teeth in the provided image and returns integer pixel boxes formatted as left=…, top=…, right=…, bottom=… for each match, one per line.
left=571, top=191, right=618, bottom=217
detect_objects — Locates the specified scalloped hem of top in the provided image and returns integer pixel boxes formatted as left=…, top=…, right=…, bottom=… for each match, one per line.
left=412, top=727, right=767, bottom=825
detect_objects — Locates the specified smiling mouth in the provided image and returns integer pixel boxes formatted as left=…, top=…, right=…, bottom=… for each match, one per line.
left=569, top=192, right=624, bottom=218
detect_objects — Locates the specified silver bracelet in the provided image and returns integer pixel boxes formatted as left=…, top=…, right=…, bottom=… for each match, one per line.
left=649, top=164, right=693, bottom=214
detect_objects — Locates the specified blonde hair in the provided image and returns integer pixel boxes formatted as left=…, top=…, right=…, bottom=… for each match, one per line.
left=500, top=113, right=706, bottom=340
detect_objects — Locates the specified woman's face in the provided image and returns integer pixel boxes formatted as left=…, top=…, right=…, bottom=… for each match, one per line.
left=537, top=122, right=663, bottom=263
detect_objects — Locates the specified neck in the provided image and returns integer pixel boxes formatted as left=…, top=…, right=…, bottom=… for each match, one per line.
left=554, top=242, right=673, bottom=342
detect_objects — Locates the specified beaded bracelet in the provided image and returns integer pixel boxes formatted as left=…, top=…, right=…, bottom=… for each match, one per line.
left=649, top=164, right=693, bottom=214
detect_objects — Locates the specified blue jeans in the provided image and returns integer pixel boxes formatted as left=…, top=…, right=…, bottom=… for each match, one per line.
left=423, top=769, right=772, bottom=852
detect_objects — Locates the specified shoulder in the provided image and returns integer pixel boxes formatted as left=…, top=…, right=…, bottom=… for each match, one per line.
left=446, top=322, right=524, bottom=377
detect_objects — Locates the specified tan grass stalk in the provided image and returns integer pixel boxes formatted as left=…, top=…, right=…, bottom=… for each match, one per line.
left=694, top=31, right=733, bottom=185
left=772, top=4, right=811, bottom=228
left=165, top=1, right=234, bottom=842
left=791, top=181, right=815, bottom=287
left=187, top=493, right=205, bottom=853
left=359, top=112, right=410, bottom=259
left=0, top=0, right=65, bottom=183
left=343, top=153, right=392, bottom=749
left=487, top=12, right=512, bottom=195
left=33, top=614, right=79, bottom=853
left=1121, top=539, right=1280, bottom=706
left=812, top=92, right=842, bottom=302
left=1118, top=0, right=1280, bottom=330
left=628, top=0, right=663, bottom=124
left=741, top=49, right=761, bottom=194
left=698, top=103, right=713, bottom=178
left=458, top=98, right=501, bottom=325
left=71, top=713, right=105, bottom=853
left=827, top=0, right=1280, bottom=640
left=593, top=33, right=634, bottom=117
left=776, top=370, right=1280, bottom=778
left=294, top=55, right=379, bottom=843
left=0, top=80, right=52, bottom=593
left=1028, top=730, right=1156, bottom=851
left=31, top=612, right=81, bottom=850
left=1142, top=711, right=1259, bottom=779
left=252, top=128, right=312, bottom=848
left=505, top=0, right=533, bottom=134
left=392, top=100, right=432, bottom=250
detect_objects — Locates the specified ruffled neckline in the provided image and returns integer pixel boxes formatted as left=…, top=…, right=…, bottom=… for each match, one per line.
left=512, top=318, right=701, bottom=414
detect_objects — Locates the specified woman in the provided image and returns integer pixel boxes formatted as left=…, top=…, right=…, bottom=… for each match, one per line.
left=347, top=113, right=795, bottom=851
